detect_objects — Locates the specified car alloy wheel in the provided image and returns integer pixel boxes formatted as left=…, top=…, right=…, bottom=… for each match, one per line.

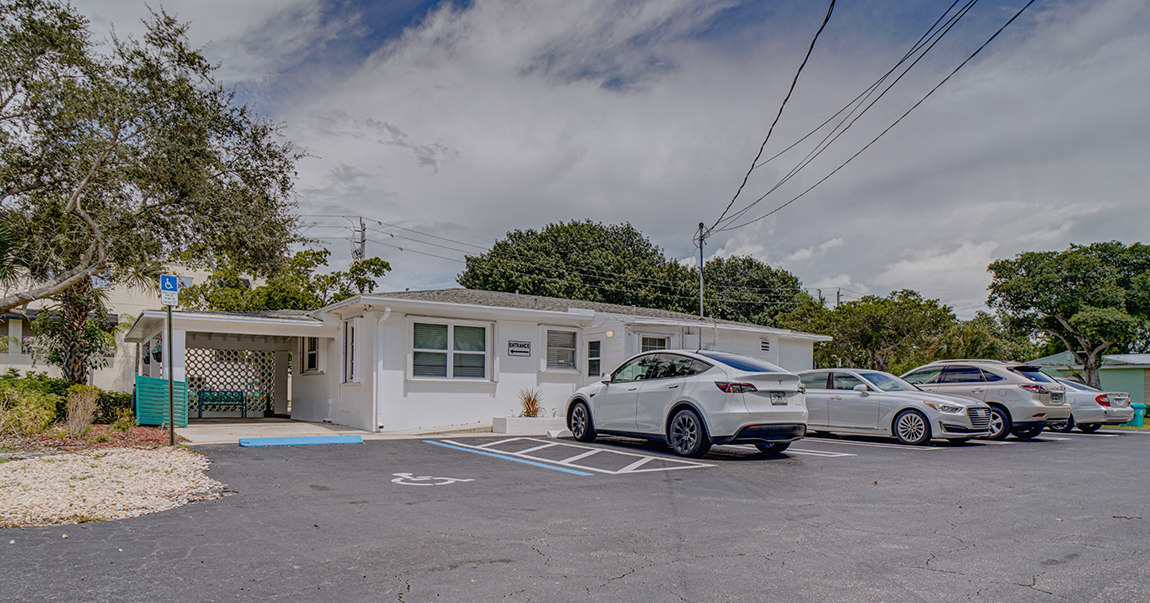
left=669, top=408, right=711, bottom=458
left=894, top=409, right=931, bottom=445
left=569, top=401, right=596, bottom=442
left=983, top=407, right=1011, bottom=441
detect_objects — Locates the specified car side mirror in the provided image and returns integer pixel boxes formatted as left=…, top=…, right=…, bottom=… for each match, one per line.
left=853, top=384, right=869, bottom=394
left=601, top=379, right=611, bottom=385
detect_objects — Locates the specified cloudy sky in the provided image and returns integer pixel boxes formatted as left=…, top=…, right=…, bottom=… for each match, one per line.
left=78, top=0, right=1149, bottom=318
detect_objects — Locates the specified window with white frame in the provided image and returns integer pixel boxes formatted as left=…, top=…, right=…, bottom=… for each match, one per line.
left=412, top=322, right=487, bottom=379
left=641, top=336, right=668, bottom=352
left=546, top=330, right=577, bottom=369
left=343, top=320, right=356, bottom=382
left=303, top=337, right=319, bottom=372
left=587, top=341, right=601, bottom=377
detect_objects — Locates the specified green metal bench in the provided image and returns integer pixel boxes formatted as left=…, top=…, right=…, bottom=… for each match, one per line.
left=196, top=390, right=248, bottom=418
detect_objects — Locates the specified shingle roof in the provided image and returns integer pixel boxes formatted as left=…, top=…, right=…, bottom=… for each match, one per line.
left=183, top=309, right=321, bottom=322
left=366, top=288, right=803, bottom=334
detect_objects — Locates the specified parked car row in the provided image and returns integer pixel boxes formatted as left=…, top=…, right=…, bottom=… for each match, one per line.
left=565, top=351, right=1130, bottom=458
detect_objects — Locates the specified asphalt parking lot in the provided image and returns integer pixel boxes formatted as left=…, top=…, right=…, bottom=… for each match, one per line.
left=4, top=430, right=1149, bottom=602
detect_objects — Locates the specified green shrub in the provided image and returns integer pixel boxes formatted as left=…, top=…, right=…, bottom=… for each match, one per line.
left=0, top=381, right=60, bottom=436
left=95, top=390, right=133, bottom=424
left=109, top=407, right=135, bottom=432
left=0, top=370, right=71, bottom=418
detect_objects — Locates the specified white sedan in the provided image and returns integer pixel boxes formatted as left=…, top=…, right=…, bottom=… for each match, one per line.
left=1046, top=378, right=1135, bottom=433
left=565, top=350, right=807, bottom=458
left=797, top=369, right=992, bottom=445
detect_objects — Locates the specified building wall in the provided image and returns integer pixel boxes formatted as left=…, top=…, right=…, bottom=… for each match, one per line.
left=1043, top=366, right=1147, bottom=407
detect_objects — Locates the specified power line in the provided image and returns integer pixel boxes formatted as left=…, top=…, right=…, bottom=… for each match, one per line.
left=716, top=0, right=1037, bottom=233
left=708, top=0, right=836, bottom=238
left=715, top=0, right=980, bottom=231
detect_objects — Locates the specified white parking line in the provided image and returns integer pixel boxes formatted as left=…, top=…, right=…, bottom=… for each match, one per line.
left=441, top=438, right=716, bottom=475
left=801, top=438, right=941, bottom=451
left=1037, top=436, right=1071, bottom=441
left=979, top=440, right=1016, bottom=445
left=1061, top=432, right=1119, bottom=438
left=721, top=444, right=856, bottom=458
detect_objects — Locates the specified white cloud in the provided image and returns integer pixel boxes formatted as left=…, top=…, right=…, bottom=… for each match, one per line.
left=68, top=0, right=1150, bottom=311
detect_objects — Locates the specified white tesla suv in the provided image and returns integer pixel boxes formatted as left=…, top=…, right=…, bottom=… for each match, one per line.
left=565, top=350, right=807, bottom=458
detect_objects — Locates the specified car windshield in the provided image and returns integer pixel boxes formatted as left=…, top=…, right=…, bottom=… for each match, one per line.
left=1012, top=367, right=1056, bottom=383
left=858, top=372, right=919, bottom=392
left=1057, top=379, right=1098, bottom=392
left=698, top=352, right=783, bottom=373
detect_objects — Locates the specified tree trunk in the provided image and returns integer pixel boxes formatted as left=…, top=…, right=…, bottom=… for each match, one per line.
left=57, top=277, right=95, bottom=385
left=1082, top=352, right=1102, bottom=390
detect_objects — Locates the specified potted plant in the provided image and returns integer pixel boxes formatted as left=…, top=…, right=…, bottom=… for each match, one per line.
left=493, top=388, right=568, bottom=434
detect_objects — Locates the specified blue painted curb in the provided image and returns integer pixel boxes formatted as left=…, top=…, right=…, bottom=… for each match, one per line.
left=239, top=435, right=364, bottom=447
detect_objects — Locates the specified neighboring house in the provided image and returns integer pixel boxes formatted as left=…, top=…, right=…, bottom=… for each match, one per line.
left=1030, top=351, right=1150, bottom=407
left=123, top=288, right=831, bottom=433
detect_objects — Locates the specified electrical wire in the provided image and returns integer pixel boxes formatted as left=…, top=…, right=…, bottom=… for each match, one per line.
left=716, top=0, right=1037, bottom=233
left=708, top=0, right=836, bottom=238
left=715, top=0, right=980, bottom=231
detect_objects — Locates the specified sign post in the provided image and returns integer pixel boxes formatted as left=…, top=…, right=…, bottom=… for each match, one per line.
left=160, top=275, right=179, bottom=446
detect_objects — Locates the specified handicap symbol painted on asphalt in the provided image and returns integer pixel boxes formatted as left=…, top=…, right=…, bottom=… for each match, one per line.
left=391, top=472, right=474, bottom=486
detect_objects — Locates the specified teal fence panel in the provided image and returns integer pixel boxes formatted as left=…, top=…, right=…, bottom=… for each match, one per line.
left=135, top=375, right=188, bottom=427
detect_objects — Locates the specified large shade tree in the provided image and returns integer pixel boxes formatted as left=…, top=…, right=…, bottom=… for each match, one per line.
left=0, top=2, right=302, bottom=381
left=458, top=220, right=803, bottom=326
left=988, top=241, right=1150, bottom=388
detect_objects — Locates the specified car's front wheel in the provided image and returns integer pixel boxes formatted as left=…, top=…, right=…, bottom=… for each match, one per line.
left=569, top=401, right=597, bottom=443
left=755, top=442, right=790, bottom=456
left=668, top=408, right=711, bottom=458
left=983, top=407, right=1011, bottom=440
left=894, top=409, right=931, bottom=445
left=1077, top=423, right=1101, bottom=433
left=1011, top=425, right=1043, bottom=439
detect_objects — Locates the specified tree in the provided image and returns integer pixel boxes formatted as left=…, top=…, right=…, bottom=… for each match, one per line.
left=457, top=220, right=803, bottom=325
left=921, top=311, right=1039, bottom=367
left=988, top=241, right=1150, bottom=387
left=0, top=2, right=302, bottom=313
left=777, top=290, right=956, bottom=373
left=179, top=249, right=391, bottom=312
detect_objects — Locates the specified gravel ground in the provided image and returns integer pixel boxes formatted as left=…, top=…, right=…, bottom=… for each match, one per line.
left=0, top=447, right=224, bottom=528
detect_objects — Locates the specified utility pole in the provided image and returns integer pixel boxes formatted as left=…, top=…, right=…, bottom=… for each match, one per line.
left=352, top=217, right=366, bottom=261
left=836, top=288, right=841, bottom=308
left=698, top=222, right=705, bottom=318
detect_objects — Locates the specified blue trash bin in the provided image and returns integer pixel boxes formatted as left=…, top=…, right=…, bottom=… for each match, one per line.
left=1126, top=403, right=1146, bottom=428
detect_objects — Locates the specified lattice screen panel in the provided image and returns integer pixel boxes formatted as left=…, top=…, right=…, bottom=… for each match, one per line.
left=185, top=348, right=276, bottom=416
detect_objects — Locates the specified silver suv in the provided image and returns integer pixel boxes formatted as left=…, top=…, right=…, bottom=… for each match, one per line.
left=901, top=360, right=1070, bottom=440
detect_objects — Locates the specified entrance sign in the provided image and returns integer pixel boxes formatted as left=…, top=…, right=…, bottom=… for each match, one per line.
left=508, top=340, right=531, bottom=357
left=160, top=274, right=179, bottom=306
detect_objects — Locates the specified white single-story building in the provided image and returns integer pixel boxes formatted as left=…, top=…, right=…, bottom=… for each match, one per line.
left=124, top=289, right=830, bottom=432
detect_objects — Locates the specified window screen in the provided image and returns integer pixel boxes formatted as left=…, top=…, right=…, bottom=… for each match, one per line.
left=547, top=330, right=577, bottom=368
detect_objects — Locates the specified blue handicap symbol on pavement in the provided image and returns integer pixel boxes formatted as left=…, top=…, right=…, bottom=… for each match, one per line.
left=160, top=274, right=178, bottom=292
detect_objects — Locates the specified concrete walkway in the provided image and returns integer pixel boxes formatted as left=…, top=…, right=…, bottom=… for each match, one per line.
left=175, top=418, right=497, bottom=445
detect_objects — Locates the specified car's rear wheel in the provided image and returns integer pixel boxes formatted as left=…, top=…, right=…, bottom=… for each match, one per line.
left=755, top=442, right=790, bottom=456
left=1011, top=425, right=1043, bottom=439
left=893, top=409, right=931, bottom=445
left=1047, top=414, right=1075, bottom=433
left=1077, top=423, right=1101, bottom=433
left=569, top=401, right=596, bottom=442
left=668, top=408, right=711, bottom=458
left=983, top=406, right=1011, bottom=440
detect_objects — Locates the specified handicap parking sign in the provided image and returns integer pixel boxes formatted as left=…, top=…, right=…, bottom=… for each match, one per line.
left=160, top=274, right=178, bottom=306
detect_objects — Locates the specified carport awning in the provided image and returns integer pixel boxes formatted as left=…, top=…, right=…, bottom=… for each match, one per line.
left=124, top=309, right=335, bottom=343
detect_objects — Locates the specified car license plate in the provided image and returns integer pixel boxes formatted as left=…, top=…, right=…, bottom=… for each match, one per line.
left=770, top=392, right=787, bottom=405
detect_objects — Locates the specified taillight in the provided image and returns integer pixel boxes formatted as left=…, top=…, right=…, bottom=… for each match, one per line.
left=1019, top=384, right=1048, bottom=395
left=715, top=382, right=757, bottom=393
left=1096, top=394, right=1110, bottom=407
